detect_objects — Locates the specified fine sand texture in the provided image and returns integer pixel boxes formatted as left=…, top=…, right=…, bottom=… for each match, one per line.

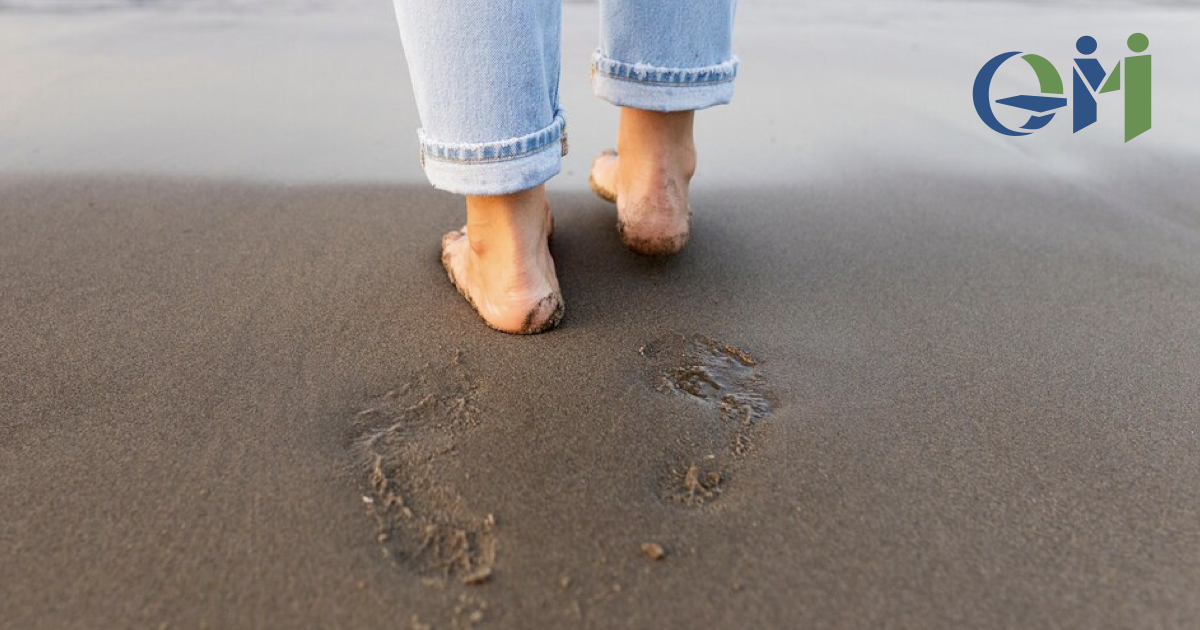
left=4, top=170, right=1200, bottom=629
left=4, top=1, right=1200, bottom=629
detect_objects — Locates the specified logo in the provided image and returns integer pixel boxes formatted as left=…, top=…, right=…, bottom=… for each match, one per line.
left=973, top=34, right=1151, bottom=142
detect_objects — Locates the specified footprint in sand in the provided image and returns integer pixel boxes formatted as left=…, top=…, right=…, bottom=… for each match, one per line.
left=638, top=332, right=773, bottom=506
left=352, top=353, right=496, bottom=586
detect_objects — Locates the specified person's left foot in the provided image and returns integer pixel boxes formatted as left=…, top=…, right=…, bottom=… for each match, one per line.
left=440, top=187, right=564, bottom=334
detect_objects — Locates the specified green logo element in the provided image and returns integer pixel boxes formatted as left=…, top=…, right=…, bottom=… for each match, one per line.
left=1123, top=33, right=1152, bottom=142
left=973, top=33, right=1152, bottom=142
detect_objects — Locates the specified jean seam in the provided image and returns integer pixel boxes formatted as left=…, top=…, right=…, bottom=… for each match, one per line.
left=595, top=73, right=737, bottom=87
left=421, top=141, right=558, bottom=165
left=591, top=51, right=739, bottom=86
left=419, top=112, right=566, bottom=165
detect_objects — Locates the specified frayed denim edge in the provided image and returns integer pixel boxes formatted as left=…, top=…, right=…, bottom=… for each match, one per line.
left=418, top=111, right=566, bottom=164
left=422, top=141, right=561, bottom=196
left=590, top=50, right=739, bottom=86
left=590, top=51, right=738, bottom=111
left=591, top=71, right=736, bottom=112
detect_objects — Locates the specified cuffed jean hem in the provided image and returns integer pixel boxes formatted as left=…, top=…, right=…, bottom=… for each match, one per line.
left=418, top=112, right=566, bottom=196
left=590, top=50, right=739, bottom=112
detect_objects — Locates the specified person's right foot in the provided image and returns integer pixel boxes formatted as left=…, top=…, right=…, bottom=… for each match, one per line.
left=588, top=108, right=697, bottom=257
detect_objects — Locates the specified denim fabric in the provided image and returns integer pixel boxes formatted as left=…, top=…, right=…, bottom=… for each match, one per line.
left=593, top=0, right=739, bottom=112
left=392, top=0, right=737, bottom=196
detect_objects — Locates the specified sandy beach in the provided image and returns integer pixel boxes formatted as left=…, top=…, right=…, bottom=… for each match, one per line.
left=3, top=1, right=1200, bottom=629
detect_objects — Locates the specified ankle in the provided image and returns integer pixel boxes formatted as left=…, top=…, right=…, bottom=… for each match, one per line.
left=617, top=109, right=697, bottom=181
left=464, top=186, right=549, bottom=258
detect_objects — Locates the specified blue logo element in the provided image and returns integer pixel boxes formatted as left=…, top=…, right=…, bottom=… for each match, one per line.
left=973, top=35, right=1152, bottom=142
left=973, top=52, right=1067, bottom=137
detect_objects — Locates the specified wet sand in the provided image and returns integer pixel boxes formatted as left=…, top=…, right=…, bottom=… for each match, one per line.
left=5, top=170, right=1200, bottom=628
left=3, top=1, right=1200, bottom=629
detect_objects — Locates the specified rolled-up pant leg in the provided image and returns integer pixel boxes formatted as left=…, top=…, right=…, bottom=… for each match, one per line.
left=592, top=0, right=739, bottom=112
left=392, top=0, right=565, bottom=195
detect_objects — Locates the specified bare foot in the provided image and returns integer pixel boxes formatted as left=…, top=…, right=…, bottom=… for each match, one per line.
left=588, top=108, right=697, bottom=257
left=440, top=186, right=563, bottom=334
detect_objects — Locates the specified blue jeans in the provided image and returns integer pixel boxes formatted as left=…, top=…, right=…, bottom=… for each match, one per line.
left=392, top=0, right=739, bottom=196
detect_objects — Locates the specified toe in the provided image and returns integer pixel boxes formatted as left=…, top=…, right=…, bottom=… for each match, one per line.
left=441, top=225, right=468, bottom=250
left=588, top=151, right=619, bottom=203
left=440, top=229, right=470, bottom=288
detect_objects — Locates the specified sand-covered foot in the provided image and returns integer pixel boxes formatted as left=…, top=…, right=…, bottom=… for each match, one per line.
left=441, top=190, right=563, bottom=334
left=589, top=109, right=697, bottom=257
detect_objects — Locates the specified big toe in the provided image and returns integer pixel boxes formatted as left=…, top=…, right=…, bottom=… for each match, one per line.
left=441, top=225, right=468, bottom=250
left=588, top=150, right=619, bottom=203
left=440, top=228, right=470, bottom=285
